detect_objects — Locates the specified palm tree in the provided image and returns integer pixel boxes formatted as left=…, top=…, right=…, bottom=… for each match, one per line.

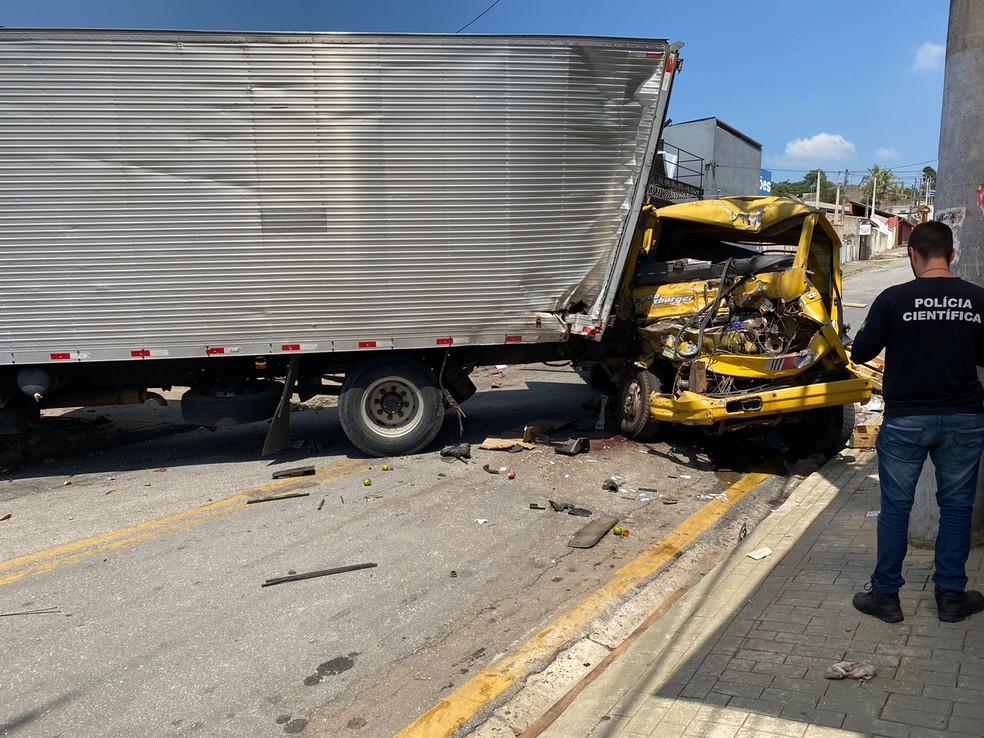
left=858, top=166, right=899, bottom=210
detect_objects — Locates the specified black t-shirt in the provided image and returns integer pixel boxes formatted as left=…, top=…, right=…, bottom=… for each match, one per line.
left=851, top=276, right=984, bottom=416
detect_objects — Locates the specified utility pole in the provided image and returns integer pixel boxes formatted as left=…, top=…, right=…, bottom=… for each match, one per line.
left=815, top=169, right=821, bottom=207
left=910, top=0, right=984, bottom=548
left=835, top=170, right=842, bottom=224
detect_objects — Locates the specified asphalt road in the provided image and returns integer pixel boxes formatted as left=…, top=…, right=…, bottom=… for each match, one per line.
left=0, top=363, right=792, bottom=738
left=0, top=258, right=906, bottom=738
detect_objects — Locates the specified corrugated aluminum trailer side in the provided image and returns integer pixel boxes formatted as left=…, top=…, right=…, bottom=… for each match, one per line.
left=0, top=29, right=680, bottom=456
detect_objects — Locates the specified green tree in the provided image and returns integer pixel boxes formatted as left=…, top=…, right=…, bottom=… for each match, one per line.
left=771, top=180, right=800, bottom=198
left=858, top=165, right=899, bottom=210
left=803, top=169, right=838, bottom=203
left=922, top=166, right=937, bottom=189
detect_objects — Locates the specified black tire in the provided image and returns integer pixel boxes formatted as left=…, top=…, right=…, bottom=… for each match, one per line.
left=339, top=357, right=445, bottom=457
left=618, top=367, right=662, bottom=442
left=778, top=403, right=856, bottom=458
left=181, top=380, right=284, bottom=426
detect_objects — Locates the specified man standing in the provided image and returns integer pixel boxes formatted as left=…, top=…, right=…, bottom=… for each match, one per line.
left=851, top=220, right=984, bottom=623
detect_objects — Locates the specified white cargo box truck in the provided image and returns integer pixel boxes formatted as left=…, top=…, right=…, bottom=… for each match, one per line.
left=0, top=29, right=681, bottom=456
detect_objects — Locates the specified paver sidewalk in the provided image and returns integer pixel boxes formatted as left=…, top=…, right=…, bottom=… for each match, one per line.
left=541, top=452, right=984, bottom=738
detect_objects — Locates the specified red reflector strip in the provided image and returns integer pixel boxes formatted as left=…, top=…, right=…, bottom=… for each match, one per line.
left=645, top=52, right=665, bottom=59
left=131, top=350, right=150, bottom=358
left=436, top=338, right=453, bottom=345
left=358, top=341, right=377, bottom=349
left=281, top=344, right=300, bottom=352
left=50, top=353, right=71, bottom=360
left=505, top=335, right=522, bottom=343
left=207, top=347, right=225, bottom=355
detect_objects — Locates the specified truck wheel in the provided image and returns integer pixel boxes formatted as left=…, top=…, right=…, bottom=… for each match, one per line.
left=618, top=368, right=662, bottom=442
left=778, top=404, right=855, bottom=458
left=339, top=357, right=445, bottom=457
left=181, top=380, right=284, bottom=426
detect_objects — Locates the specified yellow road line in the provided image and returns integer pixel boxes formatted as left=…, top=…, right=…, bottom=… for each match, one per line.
left=396, top=470, right=774, bottom=738
left=0, top=458, right=365, bottom=587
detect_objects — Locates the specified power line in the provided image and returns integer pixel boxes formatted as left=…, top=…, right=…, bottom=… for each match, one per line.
left=456, top=0, right=503, bottom=33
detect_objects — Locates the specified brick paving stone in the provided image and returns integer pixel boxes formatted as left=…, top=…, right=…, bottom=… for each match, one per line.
left=710, top=679, right=767, bottom=700
left=778, top=705, right=846, bottom=729
left=619, top=705, right=668, bottom=735
left=899, top=654, right=958, bottom=673
left=723, top=695, right=784, bottom=717
left=682, top=719, right=742, bottom=738
left=923, top=683, right=984, bottom=705
left=751, top=661, right=808, bottom=679
left=739, top=713, right=809, bottom=737
left=893, top=667, right=955, bottom=688
left=760, top=686, right=819, bottom=710
left=840, top=714, right=912, bottom=737
left=879, top=705, right=947, bottom=730
left=694, top=705, right=749, bottom=726
left=884, top=693, right=952, bottom=715
left=725, top=657, right=755, bottom=672
left=734, top=648, right=787, bottom=665
left=947, top=715, right=984, bottom=735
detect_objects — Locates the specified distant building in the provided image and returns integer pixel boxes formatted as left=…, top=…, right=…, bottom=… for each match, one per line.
left=661, top=117, right=763, bottom=198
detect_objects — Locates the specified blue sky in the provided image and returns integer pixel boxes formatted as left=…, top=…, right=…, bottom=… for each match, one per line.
left=1, top=0, right=949, bottom=186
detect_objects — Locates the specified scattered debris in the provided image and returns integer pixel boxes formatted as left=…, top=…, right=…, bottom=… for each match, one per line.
left=853, top=357, right=885, bottom=394
left=153, top=468, right=167, bottom=473
left=549, top=500, right=592, bottom=517
left=866, top=510, right=880, bottom=517
left=602, top=475, right=626, bottom=492
left=63, top=480, right=73, bottom=486
left=861, top=395, right=885, bottom=413
left=363, top=478, right=372, bottom=486
left=661, top=498, right=678, bottom=505
left=479, top=438, right=535, bottom=452
left=824, top=661, right=876, bottom=682
left=680, top=474, right=692, bottom=480
left=746, top=547, right=772, bottom=560
left=554, top=438, right=590, bottom=456
left=262, top=562, right=377, bottom=587
left=851, top=425, right=880, bottom=449
left=317, top=498, right=325, bottom=511
left=381, top=464, right=392, bottom=471
left=522, top=419, right=574, bottom=443
left=474, top=518, right=489, bottom=525
left=363, top=494, right=382, bottom=501
left=440, top=443, right=472, bottom=463
left=785, top=454, right=825, bottom=478
left=246, top=492, right=312, bottom=505
left=595, top=395, right=609, bottom=431
left=842, top=301, right=868, bottom=309
left=507, top=470, right=516, bottom=479
left=0, top=513, right=11, bottom=522
left=450, top=570, right=458, bottom=577
left=637, top=486, right=659, bottom=494
left=568, top=514, right=620, bottom=548
left=612, top=525, right=629, bottom=537
left=482, top=464, right=500, bottom=475
left=272, top=466, right=316, bottom=479
left=529, top=503, right=546, bottom=510
left=0, top=606, right=61, bottom=617
left=738, top=522, right=748, bottom=542
left=696, top=493, right=729, bottom=502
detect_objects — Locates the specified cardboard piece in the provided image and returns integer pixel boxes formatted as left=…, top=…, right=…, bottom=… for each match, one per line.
left=479, top=437, right=536, bottom=451
left=851, top=425, right=880, bottom=449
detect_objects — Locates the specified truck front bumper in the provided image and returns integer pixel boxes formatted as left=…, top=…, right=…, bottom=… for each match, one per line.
left=649, top=376, right=872, bottom=426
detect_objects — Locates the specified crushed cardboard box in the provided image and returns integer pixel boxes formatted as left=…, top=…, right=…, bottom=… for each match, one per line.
left=851, top=425, right=880, bottom=449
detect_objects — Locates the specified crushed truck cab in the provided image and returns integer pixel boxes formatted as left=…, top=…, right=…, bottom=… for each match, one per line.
left=604, top=196, right=871, bottom=456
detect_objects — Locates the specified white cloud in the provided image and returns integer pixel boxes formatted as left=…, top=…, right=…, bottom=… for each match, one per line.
left=913, top=42, right=944, bottom=71
left=873, top=147, right=901, bottom=161
left=765, top=133, right=856, bottom=168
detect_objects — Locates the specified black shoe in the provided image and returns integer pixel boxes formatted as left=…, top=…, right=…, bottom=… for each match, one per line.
left=935, top=585, right=984, bottom=623
left=853, top=587, right=904, bottom=623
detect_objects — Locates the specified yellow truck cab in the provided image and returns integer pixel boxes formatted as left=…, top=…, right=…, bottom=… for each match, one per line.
left=610, top=196, right=871, bottom=456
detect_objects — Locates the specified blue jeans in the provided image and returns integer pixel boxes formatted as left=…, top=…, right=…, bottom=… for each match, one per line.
left=873, top=413, right=984, bottom=593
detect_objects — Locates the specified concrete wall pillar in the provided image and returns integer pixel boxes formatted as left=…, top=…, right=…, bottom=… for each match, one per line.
left=910, top=0, right=984, bottom=547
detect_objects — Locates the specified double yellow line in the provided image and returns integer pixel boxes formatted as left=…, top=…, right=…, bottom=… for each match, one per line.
left=0, top=459, right=365, bottom=588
